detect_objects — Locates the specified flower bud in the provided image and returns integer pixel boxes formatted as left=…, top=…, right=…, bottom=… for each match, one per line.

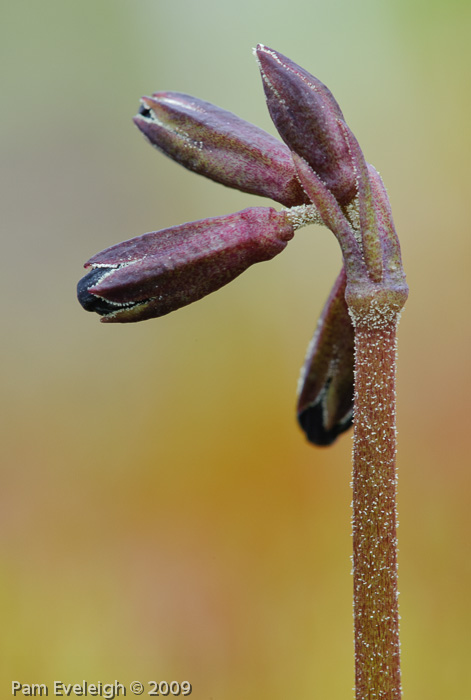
left=77, top=207, right=294, bottom=323
left=134, top=92, right=309, bottom=208
left=255, top=45, right=357, bottom=206
left=297, top=267, right=354, bottom=445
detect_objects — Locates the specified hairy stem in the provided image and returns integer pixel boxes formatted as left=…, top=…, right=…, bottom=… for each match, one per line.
left=352, top=317, right=402, bottom=699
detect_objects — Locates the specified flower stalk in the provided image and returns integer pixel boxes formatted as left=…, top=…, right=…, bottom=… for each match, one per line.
left=352, top=315, right=402, bottom=699
left=77, top=45, right=408, bottom=699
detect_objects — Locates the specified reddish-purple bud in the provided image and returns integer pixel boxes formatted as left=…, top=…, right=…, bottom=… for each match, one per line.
left=255, top=45, right=357, bottom=206
left=134, top=92, right=309, bottom=208
left=77, top=207, right=294, bottom=323
left=297, top=267, right=354, bottom=445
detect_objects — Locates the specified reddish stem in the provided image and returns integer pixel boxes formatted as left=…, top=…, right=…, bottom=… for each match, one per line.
left=352, top=318, right=402, bottom=699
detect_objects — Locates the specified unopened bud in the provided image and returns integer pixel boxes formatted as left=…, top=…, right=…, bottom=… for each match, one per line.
left=255, top=45, right=357, bottom=206
left=297, top=267, right=354, bottom=445
left=78, top=207, right=294, bottom=323
left=134, top=92, right=308, bottom=207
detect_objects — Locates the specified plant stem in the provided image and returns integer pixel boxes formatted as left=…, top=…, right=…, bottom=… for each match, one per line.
left=352, top=316, right=402, bottom=699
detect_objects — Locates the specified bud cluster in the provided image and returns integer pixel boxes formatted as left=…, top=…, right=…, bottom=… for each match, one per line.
left=77, top=46, right=407, bottom=445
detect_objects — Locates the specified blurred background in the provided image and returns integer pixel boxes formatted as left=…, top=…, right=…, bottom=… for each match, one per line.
left=1, top=0, right=470, bottom=697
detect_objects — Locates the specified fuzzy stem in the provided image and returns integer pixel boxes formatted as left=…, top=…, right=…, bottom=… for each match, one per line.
left=352, top=317, right=402, bottom=699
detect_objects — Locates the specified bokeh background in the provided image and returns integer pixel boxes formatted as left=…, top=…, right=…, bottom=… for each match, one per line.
left=1, top=0, right=470, bottom=697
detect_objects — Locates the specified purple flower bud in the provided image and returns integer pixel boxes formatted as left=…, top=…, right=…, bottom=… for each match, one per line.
left=77, top=207, right=294, bottom=323
left=255, top=45, right=357, bottom=206
left=134, top=92, right=309, bottom=208
left=297, top=267, right=354, bottom=445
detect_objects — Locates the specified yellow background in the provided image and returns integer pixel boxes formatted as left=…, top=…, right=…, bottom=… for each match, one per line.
left=1, top=1, right=470, bottom=697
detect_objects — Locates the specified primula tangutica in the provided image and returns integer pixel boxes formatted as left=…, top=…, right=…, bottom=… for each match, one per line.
left=78, top=45, right=408, bottom=699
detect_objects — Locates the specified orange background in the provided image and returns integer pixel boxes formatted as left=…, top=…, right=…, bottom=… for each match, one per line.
left=1, top=1, right=470, bottom=697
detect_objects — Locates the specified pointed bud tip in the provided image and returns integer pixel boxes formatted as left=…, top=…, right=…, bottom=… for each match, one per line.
left=254, top=44, right=277, bottom=60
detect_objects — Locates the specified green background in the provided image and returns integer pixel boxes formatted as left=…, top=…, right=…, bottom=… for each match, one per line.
left=1, top=1, right=470, bottom=697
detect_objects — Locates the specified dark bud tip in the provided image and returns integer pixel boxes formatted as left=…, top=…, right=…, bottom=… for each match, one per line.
left=137, top=102, right=153, bottom=120
left=77, top=267, right=117, bottom=316
left=298, top=398, right=353, bottom=447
